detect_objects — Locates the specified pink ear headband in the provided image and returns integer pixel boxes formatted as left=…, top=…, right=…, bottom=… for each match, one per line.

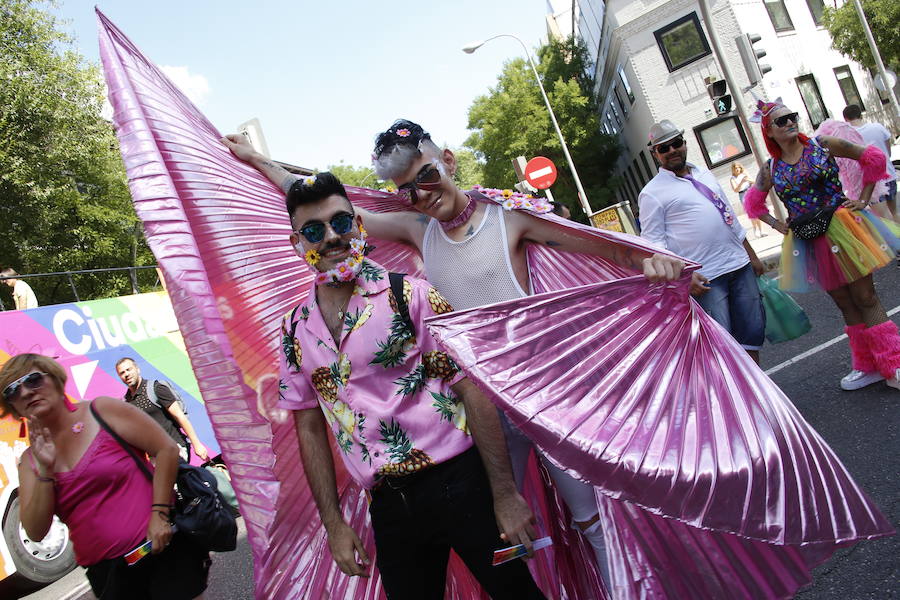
left=749, top=97, right=784, bottom=123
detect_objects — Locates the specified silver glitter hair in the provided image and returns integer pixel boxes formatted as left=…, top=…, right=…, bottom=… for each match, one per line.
left=372, top=138, right=441, bottom=181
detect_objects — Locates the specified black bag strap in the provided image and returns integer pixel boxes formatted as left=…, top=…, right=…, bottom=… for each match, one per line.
left=90, top=402, right=153, bottom=482
left=389, top=272, right=415, bottom=337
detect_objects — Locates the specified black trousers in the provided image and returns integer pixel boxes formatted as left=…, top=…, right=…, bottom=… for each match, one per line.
left=369, top=447, right=546, bottom=600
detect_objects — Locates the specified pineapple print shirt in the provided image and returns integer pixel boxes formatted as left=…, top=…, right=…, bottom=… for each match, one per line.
left=278, top=259, right=471, bottom=489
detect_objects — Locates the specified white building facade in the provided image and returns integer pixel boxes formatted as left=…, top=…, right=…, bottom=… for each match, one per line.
left=548, top=0, right=896, bottom=214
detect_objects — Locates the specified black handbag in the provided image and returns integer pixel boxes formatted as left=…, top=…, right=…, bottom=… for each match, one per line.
left=788, top=206, right=836, bottom=240
left=90, top=404, right=237, bottom=552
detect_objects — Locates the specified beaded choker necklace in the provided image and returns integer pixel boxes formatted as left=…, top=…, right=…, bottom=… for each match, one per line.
left=440, top=196, right=477, bottom=231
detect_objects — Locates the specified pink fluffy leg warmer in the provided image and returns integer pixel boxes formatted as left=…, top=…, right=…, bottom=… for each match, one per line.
left=862, top=320, right=900, bottom=379
left=846, top=324, right=877, bottom=373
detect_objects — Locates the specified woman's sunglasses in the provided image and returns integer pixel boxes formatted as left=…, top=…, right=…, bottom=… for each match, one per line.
left=653, top=137, right=685, bottom=154
left=772, top=112, right=799, bottom=128
left=397, top=163, right=442, bottom=205
left=296, top=212, right=355, bottom=244
left=3, top=372, right=49, bottom=402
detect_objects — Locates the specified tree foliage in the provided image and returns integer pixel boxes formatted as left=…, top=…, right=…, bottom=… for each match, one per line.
left=451, top=147, right=485, bottom=190
left=465, top=36, right=621, bottom=221
left=0, top=0, right=154, bottom=306
left=823, top=0, right=900, bottom=71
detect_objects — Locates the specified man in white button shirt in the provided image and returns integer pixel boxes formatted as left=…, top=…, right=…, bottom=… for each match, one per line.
left=639, top=120, right=766, bottom=363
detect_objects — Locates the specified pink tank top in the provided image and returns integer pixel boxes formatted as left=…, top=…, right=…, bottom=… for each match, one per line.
left=54, top=427, right=154, bottom=565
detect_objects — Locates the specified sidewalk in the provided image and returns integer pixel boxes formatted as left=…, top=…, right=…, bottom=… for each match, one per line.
left=738, top=212, right=783, bottom=270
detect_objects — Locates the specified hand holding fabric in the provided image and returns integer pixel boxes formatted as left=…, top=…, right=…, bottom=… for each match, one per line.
left=642, top=253, right=685, bottom=282
left=221, top=133, right=259, bottom=162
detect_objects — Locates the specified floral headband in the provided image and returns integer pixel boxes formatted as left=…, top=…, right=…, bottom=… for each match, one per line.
left=749, top=97, right=784, bottom=123
left=372, top=119, right=431, bottom=161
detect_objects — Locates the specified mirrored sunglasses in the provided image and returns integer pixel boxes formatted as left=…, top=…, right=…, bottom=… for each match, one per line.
left=3, top=372, right=49, bottom=402
left=397, top=163, right=442, bottom=205
left=297, top=212, right=355, bottom=244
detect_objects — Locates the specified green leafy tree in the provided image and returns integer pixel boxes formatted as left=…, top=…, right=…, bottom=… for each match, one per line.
left=326, top=162, right=394, bottom=191
left=823, top=0, right=900, bottom=71
left=465, top=36, right=621, bottom=221
left=451, top=147, right=485, bottom=190
left=0, top=0, right=155, bottom=306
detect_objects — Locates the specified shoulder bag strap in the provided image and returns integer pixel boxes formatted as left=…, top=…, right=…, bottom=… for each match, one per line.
left=388, top=272, right=415, bottom=337
left=89, top=402, right=153, bottom=482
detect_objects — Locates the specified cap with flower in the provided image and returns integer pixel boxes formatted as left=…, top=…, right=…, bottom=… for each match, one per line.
left=373, top=120, right=431, bottom=160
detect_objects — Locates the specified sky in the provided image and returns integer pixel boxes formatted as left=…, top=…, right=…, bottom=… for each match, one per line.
left=52, top=1, right=552, bottom=171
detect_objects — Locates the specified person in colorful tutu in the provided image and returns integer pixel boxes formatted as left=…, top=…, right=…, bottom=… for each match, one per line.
left=743, top=99, right=900, bottom=391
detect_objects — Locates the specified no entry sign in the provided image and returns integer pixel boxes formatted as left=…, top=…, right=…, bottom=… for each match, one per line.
left=524, top=156, right=558, bottom=190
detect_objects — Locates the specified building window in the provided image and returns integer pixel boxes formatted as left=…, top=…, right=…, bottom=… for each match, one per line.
left=640, top=151, right=655, bottom=179
left=764, top=0, right=794, bottom=32
left=806, top=0, right=825, bottom=26
left=796, top=74, right=828, bottom=128
left=632, top=158, right=645, bottom=186
left=618, top=65, right=635, bottom=103
left=614, top=87, right=629, bottom=118
left=653, top=13, right=712, bottom=72
left=693, top=116, right=752, bottom=169
left=834, top=66, right=865, bottom=111
left=626, top=165, right=642, bottom=196
left=609, top=101, right=623, bottom=127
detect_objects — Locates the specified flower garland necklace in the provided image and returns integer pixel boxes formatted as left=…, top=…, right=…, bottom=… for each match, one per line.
left=304, top=226, right=369, bottom=286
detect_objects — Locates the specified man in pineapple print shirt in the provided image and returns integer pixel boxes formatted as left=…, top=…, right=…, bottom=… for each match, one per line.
left=277, top=172, right=545, bottom=599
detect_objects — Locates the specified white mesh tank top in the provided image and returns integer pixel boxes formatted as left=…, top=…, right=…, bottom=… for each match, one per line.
left=422, top=203, right=530, bottom=311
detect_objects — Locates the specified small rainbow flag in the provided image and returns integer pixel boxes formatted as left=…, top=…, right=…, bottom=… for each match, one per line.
left=491, top=536, right=553, bottom=566
left=124, top=540, right=152, bottom=566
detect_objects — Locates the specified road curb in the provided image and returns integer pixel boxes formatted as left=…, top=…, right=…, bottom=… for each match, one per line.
left=56, top=580, right=90, bottom=600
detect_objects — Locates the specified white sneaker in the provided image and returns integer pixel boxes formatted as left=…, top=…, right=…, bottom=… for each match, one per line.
left=886, top=369, right=900, bottom=391
left=840, top=369, right=885, bottom=391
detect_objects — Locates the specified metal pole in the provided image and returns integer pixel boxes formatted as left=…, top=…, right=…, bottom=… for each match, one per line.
left=478, top=34, right=593, bottom=216
left=66, top=273, right=80, bottom=302
left=697, top=0, right=786, bottom=221
left=852, top=0, right=900, bottom=130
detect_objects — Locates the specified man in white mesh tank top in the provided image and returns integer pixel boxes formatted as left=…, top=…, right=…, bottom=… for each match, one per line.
left=222, top=120, right=686, bottom=589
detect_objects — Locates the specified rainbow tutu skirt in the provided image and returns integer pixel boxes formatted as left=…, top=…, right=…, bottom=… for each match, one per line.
left=781, top=207, right=900, bottom=292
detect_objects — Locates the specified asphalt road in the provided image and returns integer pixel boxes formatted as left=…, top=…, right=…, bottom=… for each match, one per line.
left=10, top=267, right=900, bottom=599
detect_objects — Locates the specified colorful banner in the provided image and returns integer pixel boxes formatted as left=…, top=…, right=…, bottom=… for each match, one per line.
left=0, top=291, right=218, bottom=455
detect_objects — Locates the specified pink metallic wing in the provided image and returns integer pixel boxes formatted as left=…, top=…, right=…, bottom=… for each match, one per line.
left=426, top=273, right=894, bottom=598
left=97, top=10, right=604, bottom=599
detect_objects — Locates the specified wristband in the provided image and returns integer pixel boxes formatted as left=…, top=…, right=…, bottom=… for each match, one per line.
left=151, top=503, right=174, bottom=509
left=36, top=475, right=55, bottom=483
left=153, top=509, right=172, bottom=522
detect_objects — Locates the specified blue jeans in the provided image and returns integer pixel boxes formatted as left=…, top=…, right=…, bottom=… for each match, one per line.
left=696, top=262, right=766, bottom=350
left=877, top=179, right=897, bottom=205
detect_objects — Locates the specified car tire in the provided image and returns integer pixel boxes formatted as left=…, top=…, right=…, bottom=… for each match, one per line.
left=2, top=496, right=76, bottom=588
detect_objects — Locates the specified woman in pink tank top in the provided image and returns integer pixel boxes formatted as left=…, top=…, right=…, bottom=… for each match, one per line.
left=0, top=354, right=209, bottom=599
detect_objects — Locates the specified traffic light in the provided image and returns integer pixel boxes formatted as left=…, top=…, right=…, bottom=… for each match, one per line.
left=706, top=78, right=732, bottom=116
left=736, top=33, right=772, bottom=86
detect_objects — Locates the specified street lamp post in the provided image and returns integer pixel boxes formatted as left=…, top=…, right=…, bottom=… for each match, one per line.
left=463, top=34, right=593, bottom=216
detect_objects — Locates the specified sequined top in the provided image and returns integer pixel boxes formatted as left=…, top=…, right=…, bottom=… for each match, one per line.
left=771, top=137, right=845, bottom=220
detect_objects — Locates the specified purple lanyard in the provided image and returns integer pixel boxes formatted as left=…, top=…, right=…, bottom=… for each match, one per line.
left=683, top=174, right=734, bottom=226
